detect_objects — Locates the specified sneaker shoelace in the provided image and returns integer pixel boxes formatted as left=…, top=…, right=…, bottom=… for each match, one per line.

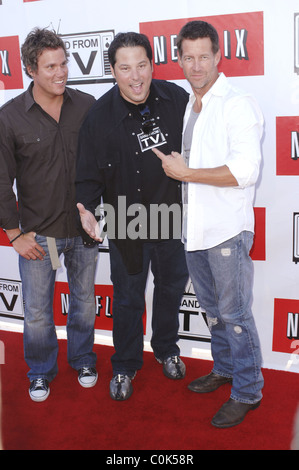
left=81, top=367, right=94, bottom=376
left=34, top=378, right=47, bottom=390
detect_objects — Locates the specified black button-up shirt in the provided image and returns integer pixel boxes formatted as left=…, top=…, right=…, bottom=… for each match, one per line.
left=76, top=79, right=189, bottom=273
left=0, top=84, right=95, bottom=238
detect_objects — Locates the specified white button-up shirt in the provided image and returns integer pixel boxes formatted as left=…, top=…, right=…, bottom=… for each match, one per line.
left=183, top=73, right=264, bottom=252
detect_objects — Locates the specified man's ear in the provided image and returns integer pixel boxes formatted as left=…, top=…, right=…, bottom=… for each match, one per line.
left=27, top=66, right=35, bottom=79
left=215, top=49, right=221, bottom=67
left=177, top=53, right=183, bottom=69
left=110, top=64, right=116, bottom=80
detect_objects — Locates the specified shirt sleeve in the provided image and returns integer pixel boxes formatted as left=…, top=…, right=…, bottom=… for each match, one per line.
left=76, top=114, right=105, bottom=214
left=225, top=94, right=264, bottom=189
left=0, top=117, right=20, bottom=230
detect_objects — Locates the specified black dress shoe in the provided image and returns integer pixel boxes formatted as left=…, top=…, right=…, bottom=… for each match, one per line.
left=188, top=372, right=232, bottom=393
left=156, top=356, right=186, bottom=380
left=211, top=398, right=262, bottom=428
left=109, top=373, right=136, bottom=401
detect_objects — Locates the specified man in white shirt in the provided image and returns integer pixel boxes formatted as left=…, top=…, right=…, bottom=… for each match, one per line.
left=153, top=20, right=264, bottom=428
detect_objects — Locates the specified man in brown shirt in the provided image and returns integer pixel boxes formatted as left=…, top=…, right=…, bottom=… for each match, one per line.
left=0, top=28, right=98, bottom=401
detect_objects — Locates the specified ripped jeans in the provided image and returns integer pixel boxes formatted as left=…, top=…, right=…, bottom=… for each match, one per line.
left=186, top=231, right=264, bottom=404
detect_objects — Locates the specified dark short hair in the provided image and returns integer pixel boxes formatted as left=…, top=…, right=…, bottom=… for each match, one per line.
left=21, top=27, right=69, bottom=78
left=177, top=21, right=220, bottom=56
left=108, top=32, right=153, bottom=68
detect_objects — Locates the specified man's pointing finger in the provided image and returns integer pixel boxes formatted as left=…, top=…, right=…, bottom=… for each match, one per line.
left=152, top=147, right=166, bottom=160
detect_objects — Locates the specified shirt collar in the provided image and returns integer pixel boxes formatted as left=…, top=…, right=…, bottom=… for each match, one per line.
left=112, top=79, right=172, bottom=117
left=189, top=72, right=229, bottom=107
left=150, top=79, right=173, bottom=101
left=24, top=82, right=72, bottom=112
left=209, top=72, right=230, bottom=97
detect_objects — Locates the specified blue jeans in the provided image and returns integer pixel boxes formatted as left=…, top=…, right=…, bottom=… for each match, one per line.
left=186, top=232, right=264, bottom=404
left=19, top=235, right=98, bottom=382
left=109, top=239, right=189, bottom=375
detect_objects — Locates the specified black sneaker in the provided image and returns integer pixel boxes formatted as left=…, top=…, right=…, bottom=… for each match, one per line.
left=29, top=378, right=50, bottom=402
left=78, top=367, right=98, bottom=388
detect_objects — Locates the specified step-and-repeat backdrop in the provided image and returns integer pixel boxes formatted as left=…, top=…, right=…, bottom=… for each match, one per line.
left=0, top=0, right=299, bottom=373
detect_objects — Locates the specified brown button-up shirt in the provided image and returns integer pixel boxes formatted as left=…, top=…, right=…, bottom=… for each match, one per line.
left=0, top=83, right=95, bottom=238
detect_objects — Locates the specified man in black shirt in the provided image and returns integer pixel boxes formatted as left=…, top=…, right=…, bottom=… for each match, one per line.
left=76, top=32, right=189, bottom=401
left=0, top=28, right=99, bottom=401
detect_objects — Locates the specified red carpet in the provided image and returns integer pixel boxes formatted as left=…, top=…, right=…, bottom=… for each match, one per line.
left=0, top=330, right=298, bottom=451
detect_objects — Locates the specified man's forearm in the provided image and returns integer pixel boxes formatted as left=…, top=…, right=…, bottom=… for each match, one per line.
left=153, top=149, right=239, bottom=187
left=184, top=165, right=238, bottom=187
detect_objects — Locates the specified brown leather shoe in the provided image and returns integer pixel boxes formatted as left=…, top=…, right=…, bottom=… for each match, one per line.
left=188, top=372, right=232, bottom=393
left=211, top=398, right=262, bottom=428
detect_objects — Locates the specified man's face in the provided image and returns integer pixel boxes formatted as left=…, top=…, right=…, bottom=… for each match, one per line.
left=29, top=47, right=68, bottom=99
left=178, top=37, right=221, bottom=97
left=110, top=46, right=153, bottom=105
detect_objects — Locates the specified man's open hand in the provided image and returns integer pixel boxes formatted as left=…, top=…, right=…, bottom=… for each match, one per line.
left=77, top=203, right=103, bottom=242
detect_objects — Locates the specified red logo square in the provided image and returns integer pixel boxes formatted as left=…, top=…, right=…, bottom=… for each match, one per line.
left=251, top=207, right=266, bottom=261
left=273, top=298, right=299, bottom=354
left=276, top=116, right=299, bottom=175
left=0, top=36, right=23, bottom=90
left=140, top=12, right=264, bottom=80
